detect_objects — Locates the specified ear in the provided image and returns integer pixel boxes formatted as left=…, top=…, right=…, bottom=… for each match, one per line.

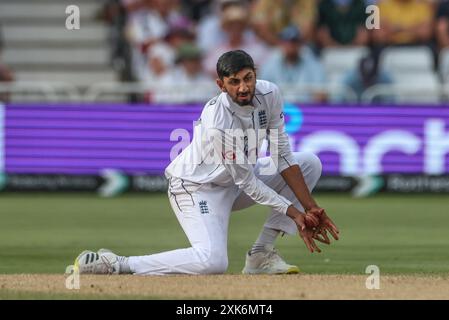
left=216, top=78, right=226, bottom=92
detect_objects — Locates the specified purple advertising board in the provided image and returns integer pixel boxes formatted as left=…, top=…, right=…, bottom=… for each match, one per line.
left=2, top=103, right=449, bottom=176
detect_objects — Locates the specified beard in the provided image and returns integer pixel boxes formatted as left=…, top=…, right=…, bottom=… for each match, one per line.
left=232, top=90, right=255, bottom=106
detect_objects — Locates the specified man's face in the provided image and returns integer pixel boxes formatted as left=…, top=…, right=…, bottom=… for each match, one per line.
left=182, top=58, right=202, bottom=76
left=217, top=68, right=256, bottom=106
left=282, top=40, right=301, bottom=60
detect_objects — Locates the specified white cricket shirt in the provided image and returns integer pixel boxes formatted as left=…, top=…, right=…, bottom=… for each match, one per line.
left=165, top=80, right=297, bottom=214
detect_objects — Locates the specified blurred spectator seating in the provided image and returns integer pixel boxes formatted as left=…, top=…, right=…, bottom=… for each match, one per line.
left=436, top=0, right=449, bottom=52
left=341, top=54, right=394, bottom=104
left=316, top=0, right=369, bottom=49
left=251, top=0, right=317, bottom=45
left=140, top=19, right=197, bottom=83
left=260, top=25, right=327, bottom=103
left=380, top=46, right=434, bottom=75
left=322, top=46, right=369, bottom=86
left=372, top=0, right=434, bottom=47
left=0, top=0, right=119, bottom=102
left=197, top=0, right=255, bottom=52
left=0, top=23, right=14, bottom=103
left=438, top=47, right=449, bottom=83
left=378, top=46, right=440, bottom=103
left=126, top=0, right=193, bottom=81
left=180, top=0, right=214, bottom=23
left=203, top=2, right=270, bottom=77
left=386, top=73, right=440, bottom=104
left=153, top=43, right=213, bottom=103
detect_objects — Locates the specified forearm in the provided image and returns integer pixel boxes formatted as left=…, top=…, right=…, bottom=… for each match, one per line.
left=241, top=177, right=292, bottom=214
left=209, top=128, right=292, bottom=214
left=280, top=164, right=318, bottom=211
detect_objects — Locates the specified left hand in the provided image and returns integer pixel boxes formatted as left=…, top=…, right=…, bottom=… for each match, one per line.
left=306, top=207, right=340, bottom=242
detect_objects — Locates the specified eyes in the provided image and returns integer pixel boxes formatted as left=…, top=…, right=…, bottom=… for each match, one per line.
left=227, top=73, right=254, bottom=86
left=244, top=74, right=254, bottom=82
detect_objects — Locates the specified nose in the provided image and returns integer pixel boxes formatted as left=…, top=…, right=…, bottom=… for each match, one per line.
left=238, top=82, right=249, bottom=93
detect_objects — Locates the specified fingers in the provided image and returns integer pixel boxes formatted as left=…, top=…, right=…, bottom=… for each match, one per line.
left=327, top=218, right=340, bottom=234
left=305, top=213, right=319, bottom=227
left=307, top=207, right=325, bottom=217
left=296, top=217, right=306, bottom=231
left=300, top=230, right=322, bottom=253
left=300, top=232, right=315, bottom=253
left=312, top=234, right=326, bottom=243
left=320, top=229, right=331, bottom=244
left=320, top=215, right=339, bottom=240
left=313, top=229, right=331, bottom=245
left=310, top=237, right=321, bottom=253
left=325, top=219, right=340, bottom=240
left=326, top=225, right=339, bottom=240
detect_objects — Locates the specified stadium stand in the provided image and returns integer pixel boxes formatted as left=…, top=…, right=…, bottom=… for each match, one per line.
left=321, top=46, right=369, bottom=86
left=0, top=0, right=118, bottom=101
left=0, top=0, right=448, bottom=105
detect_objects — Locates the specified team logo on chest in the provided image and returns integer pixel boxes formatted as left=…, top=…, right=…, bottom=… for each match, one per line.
left=199, top=200, right=209, bottom=214
left=258, top=110, right=267, bottom=127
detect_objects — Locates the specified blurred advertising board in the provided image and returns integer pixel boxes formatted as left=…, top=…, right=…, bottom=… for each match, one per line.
left=2, top=103, right=449, bottom=195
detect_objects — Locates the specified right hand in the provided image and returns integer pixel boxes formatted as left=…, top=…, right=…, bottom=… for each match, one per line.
left=286, top=206, right=322, bottom=253
left=306, top=207, right=340, bottom=241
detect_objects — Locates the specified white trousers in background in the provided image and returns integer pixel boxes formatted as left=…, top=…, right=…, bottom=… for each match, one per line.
left=128, top=152, right=322, bottom=275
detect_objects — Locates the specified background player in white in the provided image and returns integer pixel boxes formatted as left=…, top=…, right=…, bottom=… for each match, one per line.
left=75, top=50, right=339, bottom=275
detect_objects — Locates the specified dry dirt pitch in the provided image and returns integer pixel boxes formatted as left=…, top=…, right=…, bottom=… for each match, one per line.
left=1, top=274, right=449, bottom=299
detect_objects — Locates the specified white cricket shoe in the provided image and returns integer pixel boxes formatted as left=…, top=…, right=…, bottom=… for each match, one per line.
left=242, top=244, right=300, bottom=274
left=74, top=249, right=120, bottom=274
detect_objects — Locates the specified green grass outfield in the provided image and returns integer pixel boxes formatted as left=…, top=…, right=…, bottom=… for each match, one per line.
left=0, top=192, right=448, bottom=275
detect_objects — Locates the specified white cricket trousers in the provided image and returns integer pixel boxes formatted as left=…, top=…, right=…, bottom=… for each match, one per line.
left=128, top=152, right=322, bottom=275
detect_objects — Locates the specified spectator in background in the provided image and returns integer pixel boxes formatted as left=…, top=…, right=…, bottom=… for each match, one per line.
left=197, top=0, right=255, bottom=53
left=156, top=43, right=212, bottom=103
left=341, top=53, right=394, bottom=103
left=180, top=0, right=213, bottom=22
left=435, top=0, right=449, bottom=51
left=0, top=24, right=14, bottom=103
left=99, top=0, right=131, bottom=80
left=251, top=0, right=317, bottom=46
left=203, top=2, right=270, bottom=76
left=163, top=43, right=210, bottom=84
left=121, top=0, right=146, bottom=18
left=142, top=43, right=173, bottom=82
left=141, top=18, right=197, bottom=102
left=316, top=0, right=369, bottom=49
left=372, top=0, right=434, bottom=47
left=260, top=25, right=327, bottom=103
left=142, top=21, right=193, bottom=73
left=165, top=20, right=196, bottom=52
left=126, top=0, right=192, bottom=80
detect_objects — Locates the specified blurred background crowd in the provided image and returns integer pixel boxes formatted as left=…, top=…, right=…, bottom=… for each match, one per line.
left=2, top=0, right=449, bottom=104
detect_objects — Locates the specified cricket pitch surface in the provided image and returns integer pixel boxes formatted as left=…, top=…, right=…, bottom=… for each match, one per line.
left=1, top=274, right=448, bottom=299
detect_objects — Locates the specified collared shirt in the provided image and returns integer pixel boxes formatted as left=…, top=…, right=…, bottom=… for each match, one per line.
left=165, top=80, right=296, bottom=214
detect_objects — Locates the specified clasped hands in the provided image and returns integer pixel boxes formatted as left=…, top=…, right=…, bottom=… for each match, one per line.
left=287, top=205, right=340, bottom=253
